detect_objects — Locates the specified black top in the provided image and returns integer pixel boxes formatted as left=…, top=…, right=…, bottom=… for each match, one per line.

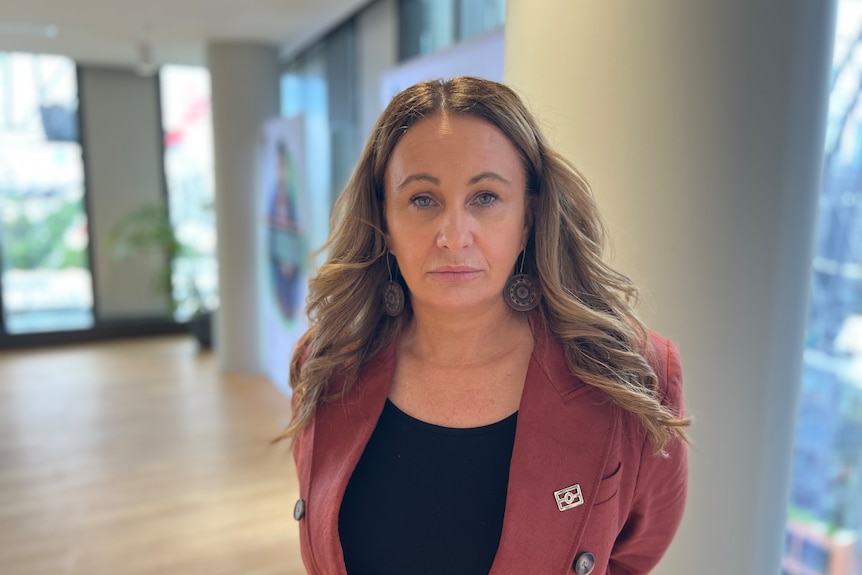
left=338, top=399, right=518, bottom=575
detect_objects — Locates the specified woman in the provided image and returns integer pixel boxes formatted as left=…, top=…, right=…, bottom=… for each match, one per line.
left=283, top=77, right=690, bottom=575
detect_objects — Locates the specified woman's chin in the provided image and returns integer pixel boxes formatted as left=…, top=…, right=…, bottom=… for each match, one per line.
left=412, top=296, right=508, bottom=317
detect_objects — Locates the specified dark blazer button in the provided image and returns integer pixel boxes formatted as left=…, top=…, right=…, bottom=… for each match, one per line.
left=293, top=498, right=306, bottom=521
left=573, top=552, right=596, bottom=575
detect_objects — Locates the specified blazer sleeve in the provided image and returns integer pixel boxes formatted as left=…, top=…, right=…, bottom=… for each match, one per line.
left=608, top=336, right=689, bottom=574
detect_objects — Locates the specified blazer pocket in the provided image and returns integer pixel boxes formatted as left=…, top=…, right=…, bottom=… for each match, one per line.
left=592, top=461, right=623, bottom=506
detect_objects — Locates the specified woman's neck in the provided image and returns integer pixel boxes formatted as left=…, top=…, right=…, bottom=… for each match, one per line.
left=399, top=306, right=533, bottom=369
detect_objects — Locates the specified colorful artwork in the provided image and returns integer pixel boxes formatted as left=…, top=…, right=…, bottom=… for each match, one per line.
left=259, top=115, right=309, bottom=395
left=267, top=140, right=306, bottom=322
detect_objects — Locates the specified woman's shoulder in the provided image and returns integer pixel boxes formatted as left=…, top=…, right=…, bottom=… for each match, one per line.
left=642, top=329, right=684, bottom=407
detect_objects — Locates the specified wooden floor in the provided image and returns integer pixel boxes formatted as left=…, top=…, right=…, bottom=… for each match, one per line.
left=0, top=335, right=304, bottom=575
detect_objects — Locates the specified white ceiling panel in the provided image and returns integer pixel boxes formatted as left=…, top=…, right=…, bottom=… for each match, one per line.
left=0, top=0, right=369, bottom=67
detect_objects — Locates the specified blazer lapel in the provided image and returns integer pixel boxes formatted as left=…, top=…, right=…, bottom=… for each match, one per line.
left=490, top=321, right=618, bottom=574
left=305, top=344, right=396, bottom=575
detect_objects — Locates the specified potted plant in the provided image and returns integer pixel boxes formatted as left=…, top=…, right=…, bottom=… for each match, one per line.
left=108, top=203, right=213, bottom=348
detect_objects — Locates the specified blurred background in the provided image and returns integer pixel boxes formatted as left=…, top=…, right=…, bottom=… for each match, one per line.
left=0, top=0, right=858, bottom=574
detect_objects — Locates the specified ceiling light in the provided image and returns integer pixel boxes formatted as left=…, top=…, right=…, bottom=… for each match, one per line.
left=136, top=43, right=156, bottom=77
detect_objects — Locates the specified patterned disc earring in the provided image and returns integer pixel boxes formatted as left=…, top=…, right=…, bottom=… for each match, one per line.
left=504, top=251, right=541, bottom=312
left=382, top=253, right=405, bottom=317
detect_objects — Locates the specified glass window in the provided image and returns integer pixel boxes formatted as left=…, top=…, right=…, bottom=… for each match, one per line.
left=159, top=65, right=217, bottom=320
left=325, top=22, right=358, bottom=200
left=0, top=52, right=93, bottom=334
left=281, top=19, right=359, bottom=215
left=282, top=45, right=332, bottom=214
left=458, top=0, right=506, bottom=41
left=785, top=1, right=862, bottom=573
left=399, top=0, right=506, bottom=61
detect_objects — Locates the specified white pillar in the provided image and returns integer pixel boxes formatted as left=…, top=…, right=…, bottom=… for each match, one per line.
left=505, top=2, right=836, bottom=573
left=207, top=42, right=279, bottom=373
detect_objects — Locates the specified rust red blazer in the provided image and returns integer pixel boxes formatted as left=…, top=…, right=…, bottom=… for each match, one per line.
left=292, top=319, right=688, bottom=575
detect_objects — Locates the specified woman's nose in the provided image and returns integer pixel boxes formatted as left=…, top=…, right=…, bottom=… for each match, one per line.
left=436, top=208, right=473, bottom=250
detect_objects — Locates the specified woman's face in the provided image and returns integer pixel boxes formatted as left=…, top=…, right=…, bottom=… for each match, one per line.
left=384, top=113, right=531, bottom=317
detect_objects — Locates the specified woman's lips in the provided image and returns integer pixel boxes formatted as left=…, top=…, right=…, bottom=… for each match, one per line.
left=429, top=266, right=481, bottom=281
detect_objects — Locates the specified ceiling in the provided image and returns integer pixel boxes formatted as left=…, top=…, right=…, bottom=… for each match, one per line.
left=0, top=0, right=370, bottom=69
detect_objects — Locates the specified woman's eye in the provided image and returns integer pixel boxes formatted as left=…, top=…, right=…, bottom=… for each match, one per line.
left=475, top=192, right=498, bottom=206
left=411, top=195, right=434, bottom=208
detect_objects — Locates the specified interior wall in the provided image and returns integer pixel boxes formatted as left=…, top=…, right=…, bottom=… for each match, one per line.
left=78, top=66, right=169, bottom=321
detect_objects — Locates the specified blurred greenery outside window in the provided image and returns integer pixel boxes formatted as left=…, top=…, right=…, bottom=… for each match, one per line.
left=784, top=2, right=862, bottom=574
left=0, top=52, right=93, bottom=334
left=159, top=65, right=218, bottom=321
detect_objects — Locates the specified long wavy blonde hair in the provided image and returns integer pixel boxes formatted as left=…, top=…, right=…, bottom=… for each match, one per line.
left=281, top=76, right=689, bottom=452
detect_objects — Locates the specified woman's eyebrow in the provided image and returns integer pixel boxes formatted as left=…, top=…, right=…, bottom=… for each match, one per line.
left=468, top=171, right=511, bottom=186
left=396, top=171, right=511, bottom=190
left=397, top=173, right=439, bottom=190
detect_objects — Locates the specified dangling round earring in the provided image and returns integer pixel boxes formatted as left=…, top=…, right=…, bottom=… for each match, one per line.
left=504, top=251, right=541, bottom=312
left=382, top=252, right=405, bottom=317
